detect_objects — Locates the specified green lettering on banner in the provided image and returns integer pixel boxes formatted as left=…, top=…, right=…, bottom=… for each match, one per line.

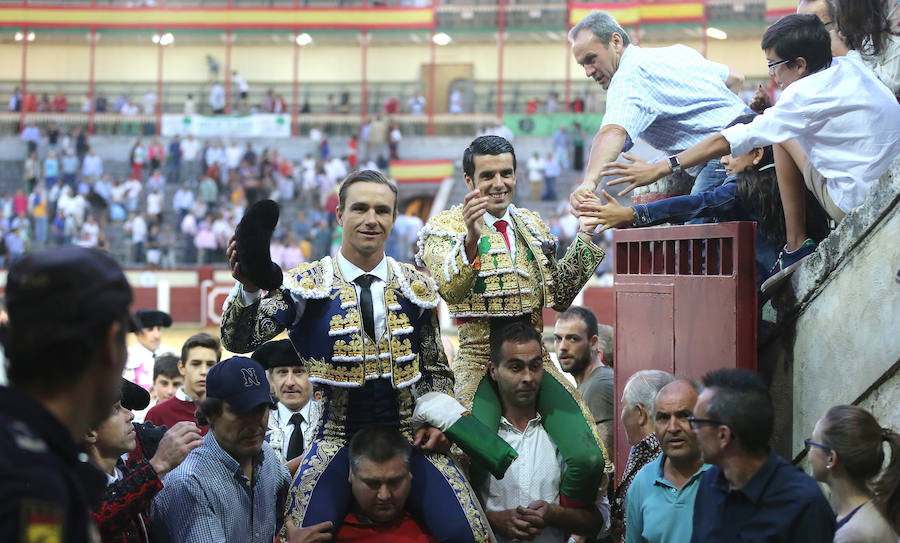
left=161, top=114, right=292, bottom=138
left=504, top=113, right=604, bottom=138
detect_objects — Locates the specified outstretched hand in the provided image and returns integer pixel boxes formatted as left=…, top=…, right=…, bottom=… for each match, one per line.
left=601, top=153, right=668, bottom=196
left=576, top=190, right=636, bottom=233
left=568, top=181, right=596, bottom=215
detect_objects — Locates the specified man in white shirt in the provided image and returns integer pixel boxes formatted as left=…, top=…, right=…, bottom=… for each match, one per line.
left=596, top=14, right=900, bottom=293
left=252, top=339, right=320, bottom=463
left=481, top=321, right=609, bottom=543
left=173, top=186, right=195, bottom=221
left=209, top=83, right=226, bottom=114
left=225, top=140, right=243, bottom=171
left=126, top=309, right=178, bottom=390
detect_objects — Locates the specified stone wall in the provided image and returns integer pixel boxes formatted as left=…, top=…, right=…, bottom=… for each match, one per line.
left=763, top=158, right=900, bottom=462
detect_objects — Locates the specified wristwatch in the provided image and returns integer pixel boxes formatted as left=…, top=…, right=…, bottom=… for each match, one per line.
left=666, top=154, right=682, bottom=174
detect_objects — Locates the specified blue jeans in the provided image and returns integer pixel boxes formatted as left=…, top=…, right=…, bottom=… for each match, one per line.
left=687, top=159, right=729, bottom=224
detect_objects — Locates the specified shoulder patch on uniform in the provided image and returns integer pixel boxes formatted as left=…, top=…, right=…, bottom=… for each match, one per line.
left=9, top=421, right=48, bottom=454
left=283, top=256, right=335, bottom=299
left=20, top=500, right=63, bottom=543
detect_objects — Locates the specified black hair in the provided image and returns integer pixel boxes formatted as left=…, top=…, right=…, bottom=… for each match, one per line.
left=194, top=396, right=222, bottom=427
left=701, top=368, right=774, bottom=453
left=835, top=0, right=890, bottom=57
left=462, top=135, right=517, bottom=181
left=556, top=306, right=599, bottom=341
left=7, top=312, right=129, bottom=392
left=337, top=169, right=399, bottom=217
left=180, top=333, right=222, bottom=365
left=489, top=320, right=542, bottom=366
left=761, top=14, right=832, bottom=74
left=348, top=426, right=411, bottom=474
left=153, top=353, right=182, bottom=381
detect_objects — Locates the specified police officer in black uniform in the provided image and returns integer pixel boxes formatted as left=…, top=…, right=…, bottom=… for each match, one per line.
left=0, top=247, right=134, bottom=543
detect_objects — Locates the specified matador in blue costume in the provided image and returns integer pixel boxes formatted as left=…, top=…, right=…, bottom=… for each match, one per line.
left=221, top=171, right=510, bottom=542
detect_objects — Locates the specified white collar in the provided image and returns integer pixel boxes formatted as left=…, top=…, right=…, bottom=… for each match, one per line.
left=175, top=387, right=195, bottom=402
left=499, top=413, right=542, bottom=433
left=276, top=400, right=311, bottom=425
left=483, top=208, right=513, bottom=230
left=336, top=251, right=388, bottom=285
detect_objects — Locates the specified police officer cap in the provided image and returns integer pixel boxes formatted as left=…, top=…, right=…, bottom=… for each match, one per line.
left=5, top=247, right=133, bottom=332
left=251, top=339, right=304, bottom=370
left=120, top=378, right=151, bottom=411
left=134, top=309, right=173, bottom=330
left=234, top=199, right=283, bottom=292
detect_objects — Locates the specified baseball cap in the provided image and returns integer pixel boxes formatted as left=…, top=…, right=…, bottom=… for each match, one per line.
left=205, top=356, right=276, bottom=414
left=120, top=378, right=151, bottom=411
left=6, top=247, right=134, bottom=336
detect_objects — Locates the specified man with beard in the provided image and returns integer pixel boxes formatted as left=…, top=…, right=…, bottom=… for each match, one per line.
left=150, top=356, right=291, bottom=543
left=0, top=247, right=133, bottom=542
left=554, top=306, right=615, bottom=455
left=624, top=380, right=709, bottom=543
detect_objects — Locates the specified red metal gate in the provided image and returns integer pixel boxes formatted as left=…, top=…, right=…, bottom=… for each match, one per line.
left=612, top=222, right=758, bottom=472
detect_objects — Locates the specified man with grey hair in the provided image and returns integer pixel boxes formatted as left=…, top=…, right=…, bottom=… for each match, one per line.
left=567, top=10, right=752, bottom=205
left=625, top=379, right=709, bottom=543
left=611, top=369, right=674, bottom=542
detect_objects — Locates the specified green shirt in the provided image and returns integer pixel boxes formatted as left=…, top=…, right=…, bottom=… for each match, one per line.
left=625, top=453, right=710, bottom=543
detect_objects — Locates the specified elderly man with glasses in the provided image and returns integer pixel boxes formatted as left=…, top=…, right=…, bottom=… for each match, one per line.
left=688, top=369, right=835, bottom=543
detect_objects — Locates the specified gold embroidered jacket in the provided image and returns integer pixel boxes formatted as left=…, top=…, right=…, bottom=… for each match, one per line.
left=220, top=256, right=453, bottom=395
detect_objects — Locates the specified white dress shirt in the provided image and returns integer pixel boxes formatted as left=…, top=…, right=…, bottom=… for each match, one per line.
left=721, top=56, right=900, bottom=213
left=335, top=252, right=389, bottom=340
left=271, top=401, right=313, bottom=458
left=483, top=209, right=517, bottom=262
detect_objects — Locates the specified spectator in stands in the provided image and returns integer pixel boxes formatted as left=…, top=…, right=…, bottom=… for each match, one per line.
left=167, top=135, right=183, bottom=183
left=45, top=121, right=60, bottom=151
left=123, top=176, right=142, bottom=213
left=142, top=90, right=157, bottom=116
left=28, top=185, right=49, bottom=246
left=146, top=333, right=222, bottom=435
left=543, top=151, right=560, bottom=201
left=449, top=87, right=463, bottom=113
left=612, top=370, right=675, bottom=543
left=61, top=148, right=79, bottom=188
left=42, top=150, right=59, bottom=190
left=626, top=379, right=708, bottom=543
left=82, top=147, right=103, bottom=182
left=807, top=405, right=900, bottom=540
left=173, top=184, right=194, bottom=224
left=180, top=133, right=200, bottom=182
left=20, top=122, right=40, bottom=156
left=260, top=89, right=275, bottom=113
left=225, top=140, right=243, bottom=172
left=273, top=93, right=286, bottom=114
left=87, top=378, right=202, bottom=543
left=198, top=175, right=219, bottom=208
left=158, top=223, right=177, bottom=269
left=836, top=0, right=900, bottom=97
left=600, top=14, right=900, bottom=293
left=37, top=93, right=51, bottom=113
left=147, top=169, right=165, bottom=193
left=79, top=215, right=100, bottom=248
left=551, top=125, right=571, bottom=171
left=95, top=91, right=108, bottom=114
left=233, top=70, right=249, bottom=111
left=148, top=139, right=165, bottom=172
left=389, top=122, right=402, bottom=160
left=125, top=211, right=147, bottom=263
left=690, top=369, right=836, bottom=542
left=206, top=54, right=219, bottom=81
left=572, top=122, right=587, bottom=171
left=408, top=92, right=426, bottom=115
left=51, top=89, right=67, bottom=112
left=209, top=81, right=226, bottom=114
left=180, top=208, right=198, bottom=264
left=481, top=322, right=609, bottom=542
left=146, top=187, right=163, bottom=226
left=194, top=214, right=217, bottom=264
left=113, top=93, right=128, bottom=114
left=121, top=100, right=139, bottom=116
left=150, top=356, right=290, bottom=543
left=568, top=10, right=750, bottom=202
left=130, top=139, right=147, bottom=181
left=23, top=152, right=39, bottom=193
left=554, top=306, right=615, bottom=456
left=75, top=128, right=89, bottom=163
left=184, top=93, right=196, bottom=115
left=8, top=86, right=21, bottom=112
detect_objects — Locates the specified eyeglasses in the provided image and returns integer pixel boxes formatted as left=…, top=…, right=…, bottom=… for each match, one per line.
left=804, top=439, right=831, bottom=452
left=687, top=416, right=725, bottom=430
left=767, top=58, right=795, bottom=74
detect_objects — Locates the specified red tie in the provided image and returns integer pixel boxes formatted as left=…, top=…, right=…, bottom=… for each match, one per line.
left=494, top=219, right=511, bottom=251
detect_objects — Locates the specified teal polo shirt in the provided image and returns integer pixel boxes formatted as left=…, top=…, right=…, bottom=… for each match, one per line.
left=625, top=453, right=710, bottom=543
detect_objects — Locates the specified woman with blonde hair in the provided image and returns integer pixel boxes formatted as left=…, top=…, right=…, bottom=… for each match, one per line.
left=807, top=405, right=900, bottom=542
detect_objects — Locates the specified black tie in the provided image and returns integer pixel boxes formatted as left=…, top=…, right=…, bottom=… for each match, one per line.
left=285, top=413, right=305, bottom=461
left=355, top=274, right=377, bottom=341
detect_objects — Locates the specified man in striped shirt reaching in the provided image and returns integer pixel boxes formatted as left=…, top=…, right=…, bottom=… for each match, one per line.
left=569, top=10, right=752, bottom=207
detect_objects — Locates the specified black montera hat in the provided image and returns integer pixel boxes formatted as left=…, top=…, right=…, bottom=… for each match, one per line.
left=134, top=309, right=173, bottom=330
left=251, top=339, right=304, bottom=370
left=234, top=199, right=283, bottom=292
left=120, top=378, right=151, bottom=411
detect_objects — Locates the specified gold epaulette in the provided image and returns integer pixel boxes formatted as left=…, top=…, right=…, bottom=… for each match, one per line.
left=283, top=257, right=335, bottom=300
left=389, top=258, right=440, bottom=309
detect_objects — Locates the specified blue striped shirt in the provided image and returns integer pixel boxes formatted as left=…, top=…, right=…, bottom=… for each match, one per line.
left=151, top=431, right=291, bottom=543
left=602, top=44, right=752, bottom=158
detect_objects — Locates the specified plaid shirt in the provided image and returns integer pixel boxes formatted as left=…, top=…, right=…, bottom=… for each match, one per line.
left=602, top=44, right=751, bottom=171
left=151, top=432, right=291, bottom=543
